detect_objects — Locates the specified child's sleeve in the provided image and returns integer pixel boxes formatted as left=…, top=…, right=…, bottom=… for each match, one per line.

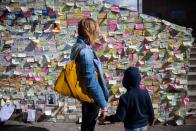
left=105, top=96, right=127, bottom=122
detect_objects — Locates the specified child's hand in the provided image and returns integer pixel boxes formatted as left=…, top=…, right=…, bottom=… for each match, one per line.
left=98, top=110, right=107, bottom=125
left=98, top=116, right=105, bottom=125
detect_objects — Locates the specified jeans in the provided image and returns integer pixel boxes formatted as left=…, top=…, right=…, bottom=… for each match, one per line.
left=125, top=126, right=148, bottom=131
left=81, top=102, right=99, bottom=131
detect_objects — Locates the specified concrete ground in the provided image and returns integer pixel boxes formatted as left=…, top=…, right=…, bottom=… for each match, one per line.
left=0, top=121, right=196, bottom=131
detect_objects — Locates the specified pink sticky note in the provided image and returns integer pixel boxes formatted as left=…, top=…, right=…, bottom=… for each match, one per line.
left=127, top=54, right=133, bottom=60
left=135, top=23, right=144, bottom=30
left=27, top=77, right=34, bottom=81
left=145, top=86, right=152, bottom=92
left=109, top=19, right=118, bottom=25
left=135, top=61, right=142, bottom=67
left=182, top=96, right=189, bottom=106
left=84, top=11, right=91, bottom=18
left=109, top=24, right=117, bottom=31
left=122, top=33, right=130, bottom=38
left=42, top=68, right=49, bottom=73
left=24, top=67, right=32, bottom=73
left=34, top=76, right=43, bottom=81
left=117, top=48, right=124, bottom=55
left=161, top=105, right=169, bottom=111
left=111, top=6, right=120, bottom=13
left=111, top=42, right=124, bottom=48
left=168, top=83, right=176, bottom=90
left=67, top=19, right=78, bottom=26
left=92, top=42, right=104, bottom=51
left=106, top=77, right=113, bottom=81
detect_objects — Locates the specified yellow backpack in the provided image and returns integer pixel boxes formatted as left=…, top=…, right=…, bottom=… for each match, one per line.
left=54, top=47, right=94, bottom=103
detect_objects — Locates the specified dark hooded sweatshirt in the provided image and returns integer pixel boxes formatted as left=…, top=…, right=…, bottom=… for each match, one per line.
left=106, top=67, right=154, bottom=129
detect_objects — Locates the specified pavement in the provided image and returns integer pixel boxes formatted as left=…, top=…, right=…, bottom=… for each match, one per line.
left=0, top=121, right=196, bottom=131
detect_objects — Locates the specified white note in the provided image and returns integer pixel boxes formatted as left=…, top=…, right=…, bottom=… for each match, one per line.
left=27, top=109, right=36, bottom=122
left=0, top=104, right=15, bottom=122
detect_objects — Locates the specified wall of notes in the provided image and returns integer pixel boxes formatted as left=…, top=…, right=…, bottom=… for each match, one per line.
left=0, top=0, right=195, bottom=124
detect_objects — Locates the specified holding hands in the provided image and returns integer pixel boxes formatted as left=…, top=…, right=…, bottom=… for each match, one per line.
left=98, top=108, right=108, bottom=125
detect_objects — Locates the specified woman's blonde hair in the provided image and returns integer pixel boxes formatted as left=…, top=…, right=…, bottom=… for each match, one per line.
left=78, top=18, right=99, bottom=45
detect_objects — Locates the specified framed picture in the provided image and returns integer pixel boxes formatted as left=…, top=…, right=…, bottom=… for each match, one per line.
left=46, top=93, right=58, bottom=106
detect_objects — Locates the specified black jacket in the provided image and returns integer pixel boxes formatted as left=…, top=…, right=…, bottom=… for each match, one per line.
left=106, top=67, right=154, bottom=129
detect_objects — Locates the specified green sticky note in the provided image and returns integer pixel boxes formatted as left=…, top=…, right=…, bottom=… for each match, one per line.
left=108, top=12, right=119, bottom=19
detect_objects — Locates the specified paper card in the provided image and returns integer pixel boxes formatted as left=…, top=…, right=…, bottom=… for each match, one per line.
left=24, top=24, right=32, bottom=30
left=27, top=109, right=36, bottom=122
left=26, top=80, right=33, bottom=85
left=175, top=53, right=184, bottom=60
left=119, top=87, right=127, bottom=94
left=57, top=115, right=65, bottom=120
left=131, top=39, right=140, bottom=45
left=30, top=15, right=39, bottom=21
left=109, top=80, right=117, bottom=85
left=48, top=80, right=55, bottom=85
left=24, top=67, right=33, bottom=73
left=46, top=93, right=57, bottom=106
left=34, top=76, right=43, bottom=81
left=0, top=103, right=15, bottom=122
left=169, top=100, right=177, bottom=106
left=150, top=48, right=159, bottom=53
left=111, top=6, right=120, bottom=13
left=81, top=6, right=90, bottom=12
left=108, top=19, right=118, bottom=24
left=144, top=36, right=155, bottom=44
left=68, top=25, right=77, bottom=30
left=26, top=57, right=35, bottom=62
left=13, top=71, right=22, bottom=75
left=178, top=79, right=188, bottom=85
left=73, top=8, right=82, bottom=13
left=135, top=23, right=144, bottom=30
left=109, top=24, right=117, bottom=31
left=33, top=67, right=41, bottom=73
left=5, top=40, right=14, bottom=45
left=120, top=10, right=129, bottom=17
left=68, top=105, right=77, bottom=111
left=133, top=30, right=143, bottom=35
left=0, top=25, right=6, bottom=31
left=83, top=11, right=91, bottom=18
left=176, top=119, right=184, bottom=125
left=144, top=22, right=154, bottom=29
left=6, top=6, right=15, bottom=12
left=108, top=12, right=119, bottom=19
left=45, top=110, right=52, bottom=116
left=67, top=13, right=83, bottom=19
left=175, top=85, right=184, bottom=89
left=57, top=15, right=66, bottom=20
left=66, top=2, right=75, bottom=6
left=76, top=1, right=86, bottom=7
left=122, top=33, right=131, bottom=38
left=12, top=58, right=21, bottom=65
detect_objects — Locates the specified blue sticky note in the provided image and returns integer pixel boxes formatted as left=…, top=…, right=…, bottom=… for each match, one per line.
left=42, top=10, right=48, bottom=16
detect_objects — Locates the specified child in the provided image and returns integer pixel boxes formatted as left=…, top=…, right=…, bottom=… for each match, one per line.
left=100, top=67, right=154, bottom=131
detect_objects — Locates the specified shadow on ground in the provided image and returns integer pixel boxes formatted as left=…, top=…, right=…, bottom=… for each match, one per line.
left=0, top=125, right=49, bottom=131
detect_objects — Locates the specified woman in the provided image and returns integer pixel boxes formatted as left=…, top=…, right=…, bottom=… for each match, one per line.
left=70, top=18, right=109, bottom=131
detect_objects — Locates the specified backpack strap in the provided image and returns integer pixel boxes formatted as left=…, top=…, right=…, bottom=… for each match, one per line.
left=73, top=45, right=83, bottom=60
